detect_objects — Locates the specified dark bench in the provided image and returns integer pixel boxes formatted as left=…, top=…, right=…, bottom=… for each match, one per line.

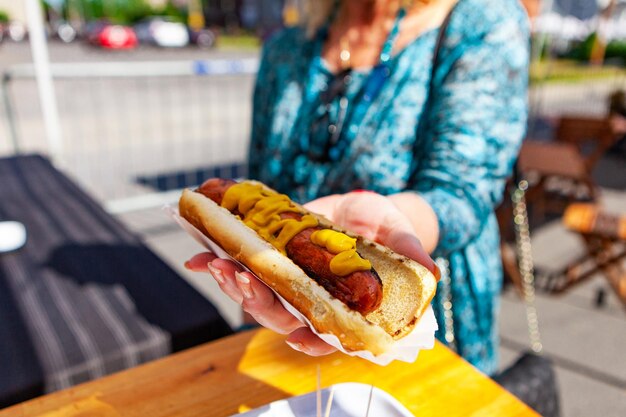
left=0, top=154, right=232, bottom=408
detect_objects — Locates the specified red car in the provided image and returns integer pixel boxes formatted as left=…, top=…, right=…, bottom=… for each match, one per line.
left=86, top=21, right=137, bottom=49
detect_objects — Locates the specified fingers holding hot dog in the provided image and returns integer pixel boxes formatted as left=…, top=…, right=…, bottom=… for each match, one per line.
left=185, top=253, right=244, bottom=303
left=286, top=327, right=338, bottom=356
left=233, top=269, right=306, bottom=335
left=186, top=253, right=307, bottom=335
left=184, top=251, right=218, bottom=272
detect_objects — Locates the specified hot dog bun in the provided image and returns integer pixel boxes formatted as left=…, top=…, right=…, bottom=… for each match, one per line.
left=179, top=181, right=438, bottom=355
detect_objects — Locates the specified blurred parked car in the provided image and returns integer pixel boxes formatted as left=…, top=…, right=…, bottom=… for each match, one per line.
left=134, top=17, right=189, bottom=48
left=52, top=20, right=78, bottom=43
left=84, top=20, right=137, bottom=49
left=188, top=27, right=217, bottom=48
left=6, top=21, right=27, bottom=42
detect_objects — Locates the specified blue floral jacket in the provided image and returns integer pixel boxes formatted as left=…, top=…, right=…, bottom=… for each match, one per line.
left=248, top=0, right=530, bottom=375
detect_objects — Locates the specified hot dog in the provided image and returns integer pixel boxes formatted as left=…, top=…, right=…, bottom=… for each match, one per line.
left=197, top=178, right=383, bottom=315
left=179, top=179, right=438, bottom=355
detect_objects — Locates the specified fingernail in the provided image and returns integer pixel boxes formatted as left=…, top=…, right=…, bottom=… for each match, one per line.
left=184, top=261, right=192, bottom=270
left=207, top=263, right=225, bottom=284
left=286, top=340, right=304, bottom=352
left=432, top=263, right=441, bottom=281
left=235, top=272, right=254, bottom=299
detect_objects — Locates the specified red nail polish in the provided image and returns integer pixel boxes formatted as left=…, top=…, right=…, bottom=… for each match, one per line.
left=432, top=263, right=441, bottom=281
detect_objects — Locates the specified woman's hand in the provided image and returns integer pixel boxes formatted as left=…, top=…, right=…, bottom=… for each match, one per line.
left=305, top=191, right=438, bottom=275
left=184, top=252, right=337, bottom=356
left=184, top=190, right=438, bottom=357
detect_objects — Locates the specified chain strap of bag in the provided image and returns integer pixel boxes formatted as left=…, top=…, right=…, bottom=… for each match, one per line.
left=437, top=179, right=542, bottom=352
left=512, top=180, right=543, bottom=353
left=435, top=256, right=456, bottom=351
left=437, top=178, right=560, bottom=417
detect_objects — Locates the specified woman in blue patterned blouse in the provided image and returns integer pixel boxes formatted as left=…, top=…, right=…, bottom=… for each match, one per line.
left=187, top=0, right=529, bottom=375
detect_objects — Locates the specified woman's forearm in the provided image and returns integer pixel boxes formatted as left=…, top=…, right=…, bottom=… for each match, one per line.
left=388, top=192, right=439, bottom=254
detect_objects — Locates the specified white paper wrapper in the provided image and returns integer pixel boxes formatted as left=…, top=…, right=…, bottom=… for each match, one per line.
left=165, top=205, right=438, bottom=366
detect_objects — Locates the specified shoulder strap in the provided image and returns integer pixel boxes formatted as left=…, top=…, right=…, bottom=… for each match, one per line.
left=431, top=1, right=457, bottom=84
left=406, top=1, right=458, bottom=188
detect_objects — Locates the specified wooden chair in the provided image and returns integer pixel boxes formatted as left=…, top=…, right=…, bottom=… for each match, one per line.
left=517, top=139, right=597, bottom=224
left=518, top=116, right=618, bottom=224
left=553, top=203, right=626, bottom=307
left=555, top=116, right=617, bottom=172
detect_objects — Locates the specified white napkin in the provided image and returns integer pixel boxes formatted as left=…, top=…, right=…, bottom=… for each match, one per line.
left=0, top=221, right=27, bottom=253
left=165, top=206, right=437, bottom=366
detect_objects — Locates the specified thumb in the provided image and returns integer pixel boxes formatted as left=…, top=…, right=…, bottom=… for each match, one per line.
left=303, top=194, right=343, bottom=221
left=384, top=227, right=439, bottom=278
left=184, top=251, right=218, bottom=272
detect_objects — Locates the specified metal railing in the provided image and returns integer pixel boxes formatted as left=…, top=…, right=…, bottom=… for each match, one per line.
left=1, top=58, right=258, bottom=212
left=529, top=65, right=626, bottom=118
left=3, top=56, right=625, bottom=212
left=527, top=64, right=626, bottom=140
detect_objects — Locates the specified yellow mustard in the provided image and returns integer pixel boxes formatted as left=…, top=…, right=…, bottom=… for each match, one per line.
left=330, top=250, right=372, bottom=276
left=222, top=181, right=372, bottom=276
left=221, top=182, right=317, bottom=253
left=310, top=229, right=372, bottom=276
left=309, top=229, right=355, bottom=252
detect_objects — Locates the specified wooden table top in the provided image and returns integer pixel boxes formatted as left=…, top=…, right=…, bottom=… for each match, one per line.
left=0, top=329, right=538, bottom=417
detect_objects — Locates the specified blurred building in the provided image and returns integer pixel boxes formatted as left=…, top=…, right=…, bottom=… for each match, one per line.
left=239, top=0, right=283, bottom=31
left=200, top=0, right=287, bottom=35
left=555, top=0, right=601, bottom=19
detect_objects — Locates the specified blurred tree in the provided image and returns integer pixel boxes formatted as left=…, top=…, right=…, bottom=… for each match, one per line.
left=590, top=0, right=617, bottom=65
left=569, top=32, right=599, bottom=60
left=566, top=31, right=626, bottom=64
left=188, top=0, right=205, bottom=29
left=75, top=0, right=104, bottom=21
left=63, top=0, right=84, bottom=23
left=109, top=0, right=154, bottom=24
left=62, top=0, right=158, bottom=24
left=152, top=0, right=187, bottom=22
